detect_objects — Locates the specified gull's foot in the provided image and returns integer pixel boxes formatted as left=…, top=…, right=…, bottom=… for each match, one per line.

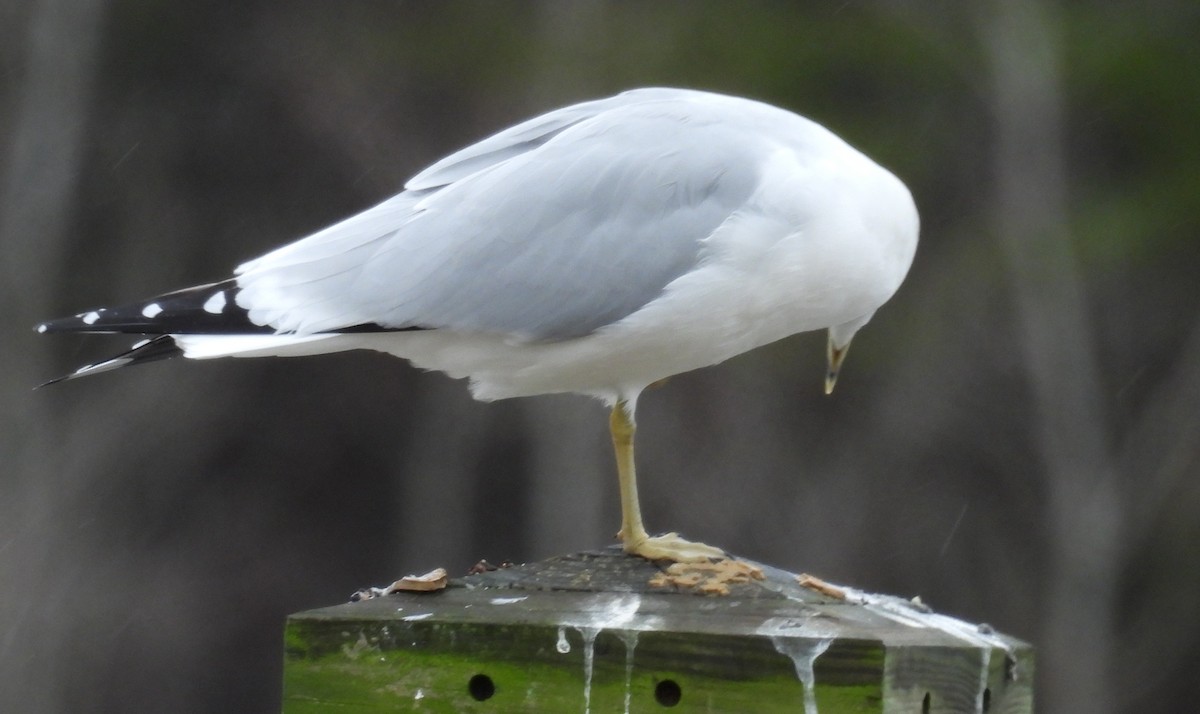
left=623, top=531, right=727, bottom=563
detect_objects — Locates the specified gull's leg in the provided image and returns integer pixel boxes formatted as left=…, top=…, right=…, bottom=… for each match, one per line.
left=611, top=398, right=648, bottom=545
left=610, top=399, right=726, bottom=562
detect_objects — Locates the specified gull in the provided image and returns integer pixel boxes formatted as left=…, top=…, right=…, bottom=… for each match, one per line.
left=37, top=88, right=919, bottom=563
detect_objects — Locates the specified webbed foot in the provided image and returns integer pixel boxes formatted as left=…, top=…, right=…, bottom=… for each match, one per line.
left=622, top=531, right=727, bottom=563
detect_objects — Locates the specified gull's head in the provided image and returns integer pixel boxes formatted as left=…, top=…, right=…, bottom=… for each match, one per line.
left=821, top=166, right=919, bottom=395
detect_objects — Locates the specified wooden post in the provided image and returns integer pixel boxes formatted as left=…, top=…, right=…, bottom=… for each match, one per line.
left=283, top=549, right=1033, bottom=713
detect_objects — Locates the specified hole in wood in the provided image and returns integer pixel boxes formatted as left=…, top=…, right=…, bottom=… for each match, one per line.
left=468, top=673, right=495, bottom=701
left=655, top=679, right=682, bottom=707
left=983, top=687, right=992, bottom=711
left=922, top=691, right=931, bottom=713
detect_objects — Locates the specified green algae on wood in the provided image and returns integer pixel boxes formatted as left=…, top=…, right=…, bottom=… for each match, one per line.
left=283, top=549, right=1033, bottom=713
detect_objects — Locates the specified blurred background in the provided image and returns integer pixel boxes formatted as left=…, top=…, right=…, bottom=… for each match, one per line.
left=2, top=1, right=1197, bottom=712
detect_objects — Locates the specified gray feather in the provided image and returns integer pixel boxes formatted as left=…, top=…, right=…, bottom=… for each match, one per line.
left=235, top=89, right=775, bottom=340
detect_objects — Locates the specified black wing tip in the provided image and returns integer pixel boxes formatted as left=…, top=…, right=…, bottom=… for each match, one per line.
left=35, top=279, right=432, bottom=343
left=37, top=335, right=184, bottom=388
left=35, top=317, right=103, bottom=335
left=35, top=372, right=81, bottom=389
left=33, top=279, right=276, bottom=336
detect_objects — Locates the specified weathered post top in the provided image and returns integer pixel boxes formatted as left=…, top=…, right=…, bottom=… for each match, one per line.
left=283, top=549, right=1032, bottom=713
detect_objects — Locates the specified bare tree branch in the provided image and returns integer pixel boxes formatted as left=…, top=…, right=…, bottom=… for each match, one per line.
left=983, top=1, right=1121, bottom=712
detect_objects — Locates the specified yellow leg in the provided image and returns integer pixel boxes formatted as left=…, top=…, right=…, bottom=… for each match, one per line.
left=611, top=399, right=648, bottom=545
left=610, top=399, right=726, bottom=563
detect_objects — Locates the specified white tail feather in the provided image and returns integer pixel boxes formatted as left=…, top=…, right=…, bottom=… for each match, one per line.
left=174, top=334, right=351, bottom=359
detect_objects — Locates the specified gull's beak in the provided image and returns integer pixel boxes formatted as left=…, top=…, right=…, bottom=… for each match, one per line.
left=825, top=334, right=851, bottom=395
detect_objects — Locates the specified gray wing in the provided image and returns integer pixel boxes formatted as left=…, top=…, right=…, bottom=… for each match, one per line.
left=235, top=89, right=764, bottom=340
left=405, top=87, right=718, bottom=191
